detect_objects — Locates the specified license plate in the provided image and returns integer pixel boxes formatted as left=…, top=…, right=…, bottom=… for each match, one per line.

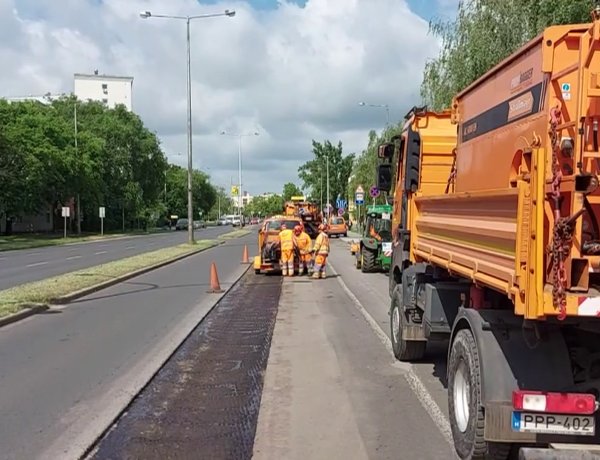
left=512, top=412, right=595, bottom=436
left=382, top=243, right=392, bottom=252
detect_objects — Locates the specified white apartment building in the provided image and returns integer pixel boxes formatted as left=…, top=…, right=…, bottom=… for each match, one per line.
left=74, top=71, right=134, bottom=111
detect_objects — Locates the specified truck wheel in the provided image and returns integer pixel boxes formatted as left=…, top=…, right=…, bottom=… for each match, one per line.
left=355, top=253, right=362, bottom=269
left=361, top=248, right=376, bottom=273
left=448, top=329, right=510, bottom=460
left=390, top=286, right=426, bottom=361
left=255, top=268, right=261, bottom=275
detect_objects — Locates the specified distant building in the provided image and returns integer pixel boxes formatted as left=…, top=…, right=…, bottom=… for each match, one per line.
left=241, top=191, right=253, bottom=208
left=74, top=71, right=134, bottom=111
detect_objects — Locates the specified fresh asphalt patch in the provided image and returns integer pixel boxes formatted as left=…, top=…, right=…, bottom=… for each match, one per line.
left=86, top=270, right=282, bottom=460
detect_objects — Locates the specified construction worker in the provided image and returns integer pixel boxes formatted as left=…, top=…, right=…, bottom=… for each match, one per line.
left=311, top=223, right=330, bottom=279
left=295, top=224, right=312, bottom=275
left=369, top=222, right=382, bottom=241
left=278, top=223, right=296, bottom=276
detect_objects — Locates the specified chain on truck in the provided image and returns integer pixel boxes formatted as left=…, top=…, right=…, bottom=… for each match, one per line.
left=381, top=6, right=600, bottom=459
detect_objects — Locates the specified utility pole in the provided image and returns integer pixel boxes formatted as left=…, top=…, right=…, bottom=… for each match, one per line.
left=326, top=153, right=330, bottom=222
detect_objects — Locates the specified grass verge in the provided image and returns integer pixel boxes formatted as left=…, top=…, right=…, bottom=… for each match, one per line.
left=219, top=229, right=252, bottom=240
left=0, top=229, right=169, bottom=252
left=0, top=240, right=218, bottom=319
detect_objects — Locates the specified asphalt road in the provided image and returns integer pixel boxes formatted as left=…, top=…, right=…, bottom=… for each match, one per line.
left=253, top=271, right=455, bottom=460
left=0, top=225, right=241, bottom=290
left=0, top=232, right=256, bottom=460
left=327, top=239, right=452, bottom=433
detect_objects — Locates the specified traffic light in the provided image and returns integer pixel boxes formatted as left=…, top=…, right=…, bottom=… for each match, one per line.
left=378, top=142, right=394, bottom=161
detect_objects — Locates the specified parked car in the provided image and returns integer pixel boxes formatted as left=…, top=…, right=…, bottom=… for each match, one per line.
left=250, top=218, right=259, bottom=225
left=217, top=218, right=228, bottom=226
left=193, top=220, right=206, bottom=229
left=326, top=216, right=348, bottom=237
left=175, top=218, right=189, bottom=231
left=231, top=216, right=242, bottom=227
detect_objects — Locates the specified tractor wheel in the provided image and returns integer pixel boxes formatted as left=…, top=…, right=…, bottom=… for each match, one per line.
left=361, top=247, right=376, bottom=273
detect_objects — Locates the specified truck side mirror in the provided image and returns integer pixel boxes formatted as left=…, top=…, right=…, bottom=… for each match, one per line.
left=377, top=164, right=392, bottom=192
left=378, top=142, right=395, bottom=160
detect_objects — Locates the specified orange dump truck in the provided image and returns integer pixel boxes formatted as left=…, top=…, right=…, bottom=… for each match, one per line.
left=383, top=10, right=600, bottom=459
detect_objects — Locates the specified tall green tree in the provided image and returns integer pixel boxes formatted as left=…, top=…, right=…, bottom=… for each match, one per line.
left=282, top=182, right=303, bottom=201
left=421, top=0, right=593, bottom=110
left=164, top=165, right=217, bottom=221
left=246, top=195, right=284, bottom=217
left=297, top=140, right=355, bottom=207
left=209, top=186, right=234, bottom=220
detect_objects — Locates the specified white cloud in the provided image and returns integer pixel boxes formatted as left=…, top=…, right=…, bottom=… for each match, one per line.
left=1, top=0, right=441, bottom=195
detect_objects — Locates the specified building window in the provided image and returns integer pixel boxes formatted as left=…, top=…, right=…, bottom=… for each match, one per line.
left=102, top=83, right=108, bottom=94
left=102, top=98, right=108, bottom=105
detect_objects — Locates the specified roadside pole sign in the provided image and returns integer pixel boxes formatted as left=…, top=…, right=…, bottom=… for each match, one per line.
left=99, top=206, right=106, bottom=236
left=62, top=206, right=70, bottom=238
left=337, top=208, right=344, bottom=217
left=369, top=185, right=380, bottom=198
left=336, top=198, right=347, bottom=210
left=355, top=185, right=365, bottom=205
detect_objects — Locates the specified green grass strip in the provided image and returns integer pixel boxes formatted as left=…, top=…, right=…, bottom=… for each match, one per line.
left=218, top=229, right=252, bottom=240
left=0, top=240, right=218, bottom=318
left=0, top=229, right=168, bottom=252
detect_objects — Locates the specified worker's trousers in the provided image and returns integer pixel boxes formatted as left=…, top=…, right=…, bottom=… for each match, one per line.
left=312, top=254, right=328, bottom=279
left=281, top=249, right=294, bottom=276
left=300, top=253, right=312, bottom=275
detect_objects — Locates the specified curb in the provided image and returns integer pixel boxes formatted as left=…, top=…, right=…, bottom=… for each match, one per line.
left=0, top=304, right=49, bottom=328
left=0, top=240, right=225, bottom=328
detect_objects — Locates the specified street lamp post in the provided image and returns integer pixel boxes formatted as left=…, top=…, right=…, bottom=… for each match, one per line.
left=140, top=8, right=235, bottom=244
left=326, top=153, right=330, bottom=222
left=358, top=101, right=390, bottom=126
left=220, top=130, right=259, bottom=223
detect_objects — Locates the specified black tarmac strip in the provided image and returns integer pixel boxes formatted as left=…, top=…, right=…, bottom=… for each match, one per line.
left=86, top=270, right=282, bottom=460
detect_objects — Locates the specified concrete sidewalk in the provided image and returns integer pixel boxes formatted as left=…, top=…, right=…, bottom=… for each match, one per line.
left=252, top=274, right=454, bottom=460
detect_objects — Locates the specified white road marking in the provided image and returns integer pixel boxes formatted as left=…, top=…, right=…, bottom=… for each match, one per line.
left=125, top=246, right=135, bottom=249
left=328, top=263, right=455, bottom=448
left=66, top=255, right=81, bottom=261
left=26, top=261, right=48, bottom=268
left=95, top=251, right=107, bottom=255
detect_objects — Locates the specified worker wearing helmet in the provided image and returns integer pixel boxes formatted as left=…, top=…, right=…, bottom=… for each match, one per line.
left=278, top=223, right=296, bottom=276
left=294, top=224, right=312, bottom=275
left=311, top=223, right=330, bottom=279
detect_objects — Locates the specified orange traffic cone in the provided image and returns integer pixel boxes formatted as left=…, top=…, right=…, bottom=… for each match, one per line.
left=241, top=245, right=250, bottom=264
left=207, top=261, right=224, bottom=293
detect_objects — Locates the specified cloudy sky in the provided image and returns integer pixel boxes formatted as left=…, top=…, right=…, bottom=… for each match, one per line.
left=2, top=0, right=458, bottom=196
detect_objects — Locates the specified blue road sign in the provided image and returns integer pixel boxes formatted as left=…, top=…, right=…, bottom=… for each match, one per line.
left=336, top=198, right=347, bottom=209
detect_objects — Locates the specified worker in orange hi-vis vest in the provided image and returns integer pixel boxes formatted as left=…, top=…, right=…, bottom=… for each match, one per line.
left=311, top=223, right=330, bottom=279
left=278, top=223, right=296, bottom=276
left=294, top=224, right=312, bottom=276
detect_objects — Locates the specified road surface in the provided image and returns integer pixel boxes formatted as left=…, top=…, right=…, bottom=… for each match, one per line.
left=0, top=232, right=256, bottom=460
left=0, top=226, right=242, bottom=290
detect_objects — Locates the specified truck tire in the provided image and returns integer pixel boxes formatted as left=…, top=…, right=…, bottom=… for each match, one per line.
left=361, top=248, right=377, bottom=273
left=390, top=286, right=426, bottom=361
left=355, top=252, right=362, bottom=269
left=255, top=268, right=261, bottom=275
left=448, top=329, right=510, bottom=460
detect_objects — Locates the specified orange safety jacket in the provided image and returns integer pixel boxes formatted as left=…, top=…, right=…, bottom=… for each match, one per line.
left=279, top=229, right=295, bottom=251
left=296, top=231, right=312, bottom=254
left=313, top=232, right=330, bottom=255
left=369, top=225, right=382, bottom=241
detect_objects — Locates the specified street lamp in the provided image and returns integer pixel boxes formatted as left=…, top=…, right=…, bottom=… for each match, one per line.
left=140, top=8, right=235, bottom=244
left=358, top=101, right=390, bottom=126
left=220, top=130, right=259, bottom=222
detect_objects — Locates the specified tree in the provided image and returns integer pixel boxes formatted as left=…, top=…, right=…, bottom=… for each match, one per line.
left=421, top=0, right=592, bottom=110
left=297, top=140, right=354, bottom=208
left=282, top=182, right=303, bottom=201
left=208, top=186, right=234, bottom=220
left=164, top=165, right=216, bottom=221
left=246, top=195, right=284, bottom=217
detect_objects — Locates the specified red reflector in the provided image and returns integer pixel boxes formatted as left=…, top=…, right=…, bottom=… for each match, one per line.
left=513, top=390, right=597, bottom=415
